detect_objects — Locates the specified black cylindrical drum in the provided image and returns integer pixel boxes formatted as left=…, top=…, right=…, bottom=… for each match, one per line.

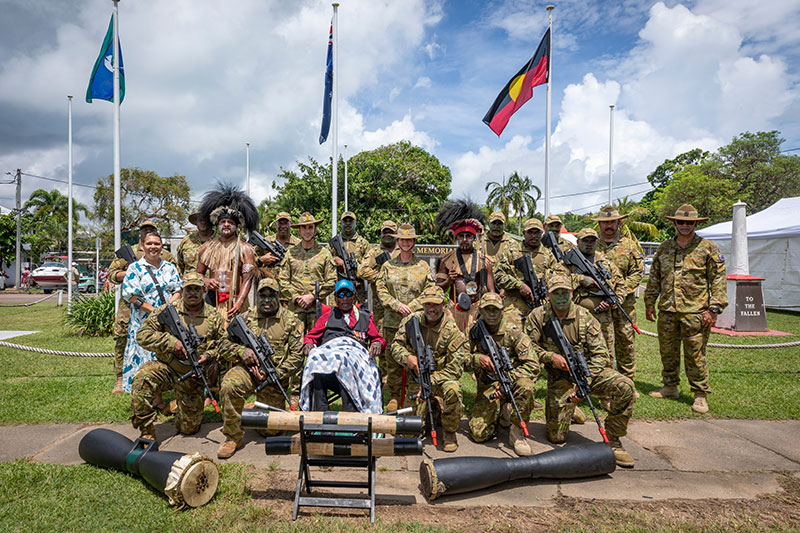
left=241, top=409, right=423, bottom=435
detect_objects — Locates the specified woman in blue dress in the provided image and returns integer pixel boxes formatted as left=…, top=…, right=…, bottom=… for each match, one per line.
left=121, top=232, right=182, bottom=392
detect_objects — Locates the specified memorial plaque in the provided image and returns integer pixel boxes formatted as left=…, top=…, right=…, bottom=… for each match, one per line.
left=734, top=281, right=768, bottom=332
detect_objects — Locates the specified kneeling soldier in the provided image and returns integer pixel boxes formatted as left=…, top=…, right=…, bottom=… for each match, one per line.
left=468, top=292, right=539, bottom=456
left=217, top=278, right=304, bottom=459
left=131, top=272, right=238, bottom=441
left=525, top=274, right=636, bottom=468
left=392, top=286, right=468, bottom=452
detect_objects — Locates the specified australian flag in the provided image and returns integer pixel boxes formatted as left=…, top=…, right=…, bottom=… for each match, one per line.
left=319, top=20, right=333, bottom=144
left=86, top=14, right=125, bottom=104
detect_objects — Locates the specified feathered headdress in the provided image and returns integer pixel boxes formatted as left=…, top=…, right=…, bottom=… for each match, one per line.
left=198, top=182, right=259, bottom=233
left=435, top=198, right=485, bottom=237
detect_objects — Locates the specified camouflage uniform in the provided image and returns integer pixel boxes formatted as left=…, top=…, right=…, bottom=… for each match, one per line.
left=468, top=316, right=539, bottom=442
left=376, top=253, right=436, bottom=400
left=597, top=235, right=644, bottom=378
left=494, top=241, right=563, bottom=327
left=254, top=233, right=301, bottom=281
left=218, top=303, right=304, bottom=442
left=525, top=303, right=635, bottom=443
left=566, top=249, right=624, bottom=356
left=644, top=234, right=727, bottom=395
left=485, top=233, right=518, bottom=266
left=108, top=244, right=176, bottom=378
left=391, top=310, right=468, bottom=433
left=131, top=298, right=239, bottom=434
left=337, top=232, right=371, bottom=302
left=544, top=214, right=575, bottom=254
left=278, top=241, right=337, bottom=333
left=358, top=244, right=399, bottom=333
left=176, top=230, right=208, bottom=274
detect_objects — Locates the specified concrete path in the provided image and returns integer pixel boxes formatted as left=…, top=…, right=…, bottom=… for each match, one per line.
left=0, top=331, right=40, bottom=340
left=2, top=418, right=798, bottom=506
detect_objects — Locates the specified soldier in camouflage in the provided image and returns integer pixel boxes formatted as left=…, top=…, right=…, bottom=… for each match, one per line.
left=331, top=211, right=371, bottom=303
left=494, top=218, right=564, bottom=327
left=484, top=211, right=518, bottom=267
left=108, top=220, right=176, bottom=394
left=594, top=206, right=644, bottom=384
left=176, top=212, right=214, bottom=275
left=645, top=204, right=727, bottom=414
left=131, top=272, right=240, bottom=441
left=525, top=273, right=636, bottom=467
left=375, top=224, right=436, bottom=411
left=544, top=214, right=575, bottom=253
left=468, top=292, right=539, bottom=456
left=391, top=286, right=468, bottom=452
left=358, top=220, right=399, bottom=334
left=216, top=278, right=304, bottom=459
left=254, top=212, right=301, bottom=280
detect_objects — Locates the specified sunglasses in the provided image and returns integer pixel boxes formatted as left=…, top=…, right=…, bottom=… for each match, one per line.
left=335, top=290, right=355, bottom=298
left=675, top=220, right=696, bottom=226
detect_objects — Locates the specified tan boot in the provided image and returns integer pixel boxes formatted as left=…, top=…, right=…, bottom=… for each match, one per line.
left=442, top=431, right=458, bottom=452
left=499, top=402, right=512, bottom=428
left=139, top=424, right=157, bottom=442
left=634, top=390, right=640, bottom=399
left=571, top=407, right=586, bottom=424
left=649, top=385, right=679, bottom=399
left=217, top=439, right=243, bottom=459
left=692, top=394, right=709, bottom=414
left=112, top=376, right=123, bottom=395
left=609, top=437, right=634, bottom=468
left=509, top=425, right=531, bottom=457
left=385, top=397, right=399, bottom=413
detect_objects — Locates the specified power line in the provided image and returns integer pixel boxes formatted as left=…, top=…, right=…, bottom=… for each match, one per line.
left=569, top=186, right=654, bottom=214
left=19, top=172, right=97, bottom=190
left=550, top=180, right=650, bottom=200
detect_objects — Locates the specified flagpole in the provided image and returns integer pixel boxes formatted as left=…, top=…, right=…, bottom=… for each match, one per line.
left=112, top=0, right=121, bottom=311
left=608, top=104, right=615, bottom=206
left=245, top=142, right=251, bottom=196
left=343, top=143, right=348, bottom=212
left=67, top=95, right=74, bottom=310
left=544, top=5, right=554, bottom=217
left=331, top=2, right=339, bottom=236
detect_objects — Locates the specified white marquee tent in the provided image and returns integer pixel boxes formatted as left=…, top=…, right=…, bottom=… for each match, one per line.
left=697, top=197, right=800, bottom=310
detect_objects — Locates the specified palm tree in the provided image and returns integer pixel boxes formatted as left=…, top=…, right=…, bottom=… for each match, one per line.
left=24, top=189, right=89, bottom=252
left=614, top=196, right=660, bottom=241
left=485, top=176, right=512, bottom=223
left=507, top=172, right=541, bottom=234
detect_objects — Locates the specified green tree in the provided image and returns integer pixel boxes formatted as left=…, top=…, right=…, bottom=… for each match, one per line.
left=262, top=141, right=451, bottom=243
left=486, top=172, right=541, bottom=234
left=646, top=148, right=710, bottom=189
left=612, top=196, right=660, bottom=240
left=485, top=176, right=513, bottom=222
left=23, top=189, right=88, bottom=253
left=0, top=213, right=15, bottom=267
left=92, top=167, right=192, bottom=240
left=652, top=166, right=738, bottom=228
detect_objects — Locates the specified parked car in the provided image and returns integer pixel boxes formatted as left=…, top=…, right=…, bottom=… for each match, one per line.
left=644, top=257, right=653, bottom=275
left=78, top=273, right=97, bottom=293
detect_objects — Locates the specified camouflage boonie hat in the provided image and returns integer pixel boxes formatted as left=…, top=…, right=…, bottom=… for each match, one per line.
left=665, top=204, right=708, bottom=222
left=392, top=223, right=420, bottom=239
left=544, top=215, right=563, bottom=226
left=479, top=292, right=503, bottom=309
left=547, top=273, right=572, bottom=292
left=275, top=212, right=292, bottom=223
left=488, top=211, right=506, bottom=224
left=576, top=228, right=598, bottom=240
left=381, top=220, right=398, bottom=232
left=418, top=286, right=447, bottom=305
left=292, top=212, right=324, bottom=227
left=257, top=277, right=280, bottom=293
left=592, top=205, right=628, bottom=222
left=340, top=211, right=356, bottom=221
left=139, top=219, right=157, bottom=231
left=523, top=218, right=543, bottom=231
left=182, top=272, right=204, bottom=288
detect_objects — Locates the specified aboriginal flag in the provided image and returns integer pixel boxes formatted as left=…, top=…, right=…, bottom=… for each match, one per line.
left=483, top=29, right=550, bottom=136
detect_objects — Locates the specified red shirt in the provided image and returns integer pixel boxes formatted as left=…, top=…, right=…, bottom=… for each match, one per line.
left=304, top=304, right=386, bottom=351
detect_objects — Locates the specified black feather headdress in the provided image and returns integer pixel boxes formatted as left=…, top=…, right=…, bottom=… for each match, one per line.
left=435, top=198, right=486, bottom=236
left=197, top=182, right=259, bottom=233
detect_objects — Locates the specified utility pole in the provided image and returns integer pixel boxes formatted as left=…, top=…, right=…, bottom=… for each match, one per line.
left=15, top=168, right=22, bottom=289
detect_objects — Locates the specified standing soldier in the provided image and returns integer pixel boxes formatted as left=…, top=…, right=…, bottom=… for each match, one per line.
left=108, top=220, right=176, bottom=394
left=376, top=223, right=435, bottom=411
left=358, top=220, right=399, bottom=333
left=494, top=218, right=563, bottom=327
left=278, top=212, right=337, bottom=334
left=525, top=273, right=636, bottom=468
left=468, top=292, right=539, bottom=456
left=254, top=212, right=301, bottom=280
left=594, top=206, right=644, bottom=384
left=131, top=272, right=240, bottom=441
left=392, top=286, right=468, bottom=452
left=217, top=278, right=304, bottom=458
left=645, top=204, right=727, bottom=414
left=331, top=211, right=371, bottom=302
left=544, top=214, right=575, bottom=252
left=176, top=212, right=214, bottom=275
left=484, top=211, right=517, bottom=266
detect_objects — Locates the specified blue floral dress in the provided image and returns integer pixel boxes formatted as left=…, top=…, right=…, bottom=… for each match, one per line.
left=121, top=257, right=182, bottom=392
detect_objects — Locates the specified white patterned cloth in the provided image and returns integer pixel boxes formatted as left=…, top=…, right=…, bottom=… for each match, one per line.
left=121, top=257, right=182, bottom=392
left=299, top=336, right=383, bottom=413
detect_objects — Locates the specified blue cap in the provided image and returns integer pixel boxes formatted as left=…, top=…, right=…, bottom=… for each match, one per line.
left=334, top=279, right=355, bottom=296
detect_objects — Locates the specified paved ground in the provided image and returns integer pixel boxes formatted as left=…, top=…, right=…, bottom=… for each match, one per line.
left=2, top=417, right=798, bottom=506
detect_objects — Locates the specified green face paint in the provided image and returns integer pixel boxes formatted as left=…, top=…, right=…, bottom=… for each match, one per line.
left=578, top=238, right=597, bottom=256
left=550, top=288, right=572, bottom=312
left=481, top=306, right=503, bottom=327
left=258, top=290, right=279, bottom=316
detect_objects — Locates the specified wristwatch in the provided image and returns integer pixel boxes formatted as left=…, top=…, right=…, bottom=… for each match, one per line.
left=708, top=306, right=721, bottom=315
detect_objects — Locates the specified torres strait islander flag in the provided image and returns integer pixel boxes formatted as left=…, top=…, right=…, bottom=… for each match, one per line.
left=483, top=28, right=550, bottom=136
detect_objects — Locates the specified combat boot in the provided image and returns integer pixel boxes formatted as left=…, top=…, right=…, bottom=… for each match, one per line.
left=571, top=407, right=586, bottom=424
left=608, top=437, right=634, bottom=468
left=112, top=376, right=123, bottom=395
left=442, top=431, right=458, bottom=452
left=649, top=385, right=679, bottom=399
left=140, top=424, right=157, bottom=442
left=509, top=425, right=531, bottom=456
left=385, top=397, right=399, bottom=413
left=499, top=402, right=512, bottom=428
left=217, top=438, right=243, bottom=459
left=692, top=394, right=709, bottom=414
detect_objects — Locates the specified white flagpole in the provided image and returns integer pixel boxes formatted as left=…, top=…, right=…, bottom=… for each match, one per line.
left=67, top=95, right=74, bottom=310
left=331, top=2, right=339, bottom=236
left=245, top=142, right=251, bottom=196
left=544, top=5, right=554, bottom=217
left=343, top=143, right=348, bottom=212
left=608, top=104, right=615, bottom=206
left=112, top=0, right=122, bottom=311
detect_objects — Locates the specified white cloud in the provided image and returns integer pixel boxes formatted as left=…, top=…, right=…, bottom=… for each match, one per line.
left=362, top=114, right=438, bottom=153
left=414, top=76, right=432, bottom=89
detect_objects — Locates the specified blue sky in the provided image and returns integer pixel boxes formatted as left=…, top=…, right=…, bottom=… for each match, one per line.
left=1, top=0, right=798, bottom=222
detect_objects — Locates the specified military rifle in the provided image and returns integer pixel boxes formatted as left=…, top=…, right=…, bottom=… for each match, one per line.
left=328, top=234, right=359, bottom=281
left=541, top=231, right=564, bottom=263
left=375, top=250, right=391, bottom=267
left=157, top=305, right=220, bottom=412
left=543, top=316, right=607, bottom=443
left=513, top=254, right=548, bottom=309
left=314, top=281, right=322, bottom=319
left=405, top=315, right=437, bottom=446
left=562, top=248, right=642, bottom=334
left=469, top=319, right=529, bottom=436
left=248, top=230, right=287, bottom=263
left=227, top=316, right=295, bottom=410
